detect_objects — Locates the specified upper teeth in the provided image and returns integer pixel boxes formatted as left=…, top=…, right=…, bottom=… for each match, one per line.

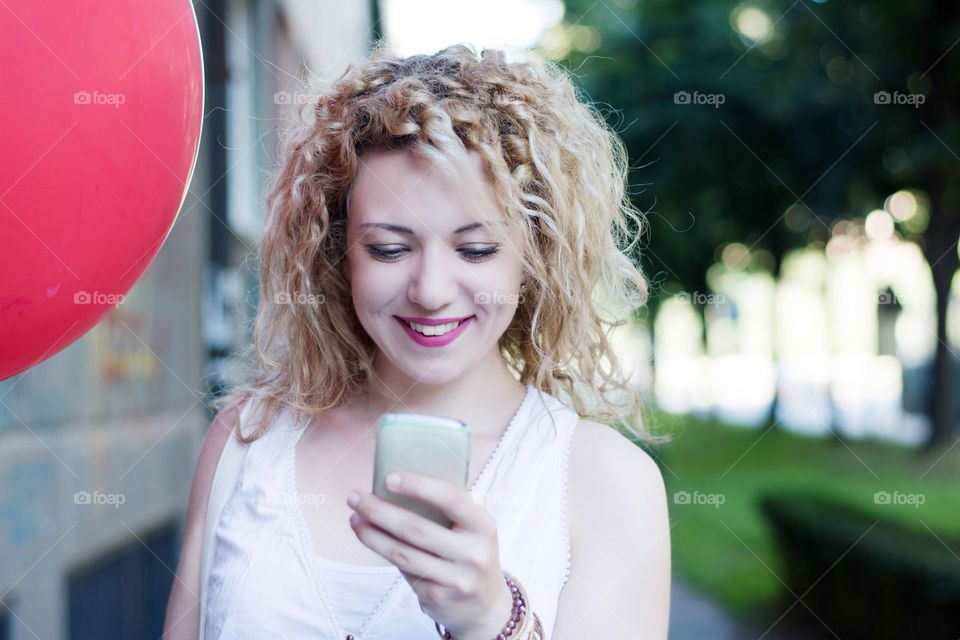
left=407, top=320, right=462, bottom=336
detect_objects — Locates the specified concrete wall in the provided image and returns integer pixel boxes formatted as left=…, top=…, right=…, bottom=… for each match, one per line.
left=0, top=1, right=374, bottom=638
left=0, top=160, right=207, bottom=638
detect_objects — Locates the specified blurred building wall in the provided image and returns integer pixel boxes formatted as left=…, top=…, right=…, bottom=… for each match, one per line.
left=0, top=1, right=374, bottom=638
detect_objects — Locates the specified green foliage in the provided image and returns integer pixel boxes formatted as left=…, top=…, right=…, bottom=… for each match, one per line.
left=760, top=491, right=960, bottom=639
left=651, top=409, right=960, bottom=622
left=545, top=0, right=960, bottom=311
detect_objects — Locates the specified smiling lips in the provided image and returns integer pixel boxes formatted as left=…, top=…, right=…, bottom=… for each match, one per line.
left=395, top=315, right=474, bottom=347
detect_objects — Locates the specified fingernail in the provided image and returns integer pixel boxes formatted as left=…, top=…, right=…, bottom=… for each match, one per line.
left=386, top=473, right=402, bottom=490
left=347, top=490, right=360, bottom=507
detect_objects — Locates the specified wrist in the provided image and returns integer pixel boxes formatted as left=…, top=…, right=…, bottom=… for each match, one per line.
left=447, top=579, right=514, bottom=640
left=435, top=571, right=532, bottom=640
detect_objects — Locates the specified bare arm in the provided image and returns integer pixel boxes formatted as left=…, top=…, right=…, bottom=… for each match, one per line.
left=162, top=400, right=246, bottom=639
left=553, top=421, right=672, bottom=639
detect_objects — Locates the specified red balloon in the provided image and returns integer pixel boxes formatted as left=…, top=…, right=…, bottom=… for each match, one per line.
left=0, top=0, right=204, bottom=381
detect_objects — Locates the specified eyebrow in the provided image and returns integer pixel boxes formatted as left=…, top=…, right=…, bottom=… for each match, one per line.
left=358, top=222, right=487, bottom=235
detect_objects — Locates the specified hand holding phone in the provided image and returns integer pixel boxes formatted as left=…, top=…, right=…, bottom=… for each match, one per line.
left=373, top=413, right=471, bottom=528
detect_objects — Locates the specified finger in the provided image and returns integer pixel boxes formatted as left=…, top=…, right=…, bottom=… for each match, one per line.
left=385, top=472, right=493, bottom=536
left=349, top=510, right=454, bottom=580
left=355, top=490, right=459, bottom=554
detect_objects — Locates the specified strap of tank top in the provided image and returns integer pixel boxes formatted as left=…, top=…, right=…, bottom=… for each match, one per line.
left=199, top=399, right=254, bottom=639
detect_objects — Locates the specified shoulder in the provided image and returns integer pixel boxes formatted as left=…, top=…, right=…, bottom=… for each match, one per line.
left=189, top=399, right=250, bottom=521
left=567, top=418, right=668, bottom=546
left=569, top=419, right=664, bottom=491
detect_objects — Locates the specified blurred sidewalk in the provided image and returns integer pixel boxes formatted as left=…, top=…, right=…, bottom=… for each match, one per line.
left=670, top=575, right=813, bottom=640
left=670, top=577, right=750, bottom=639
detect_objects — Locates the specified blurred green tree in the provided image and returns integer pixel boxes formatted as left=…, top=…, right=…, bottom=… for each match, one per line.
left=545, top=0, right=960, bottom=449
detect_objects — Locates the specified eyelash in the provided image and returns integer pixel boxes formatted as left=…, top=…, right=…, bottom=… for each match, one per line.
left=366, top=245, right=500, bottom=263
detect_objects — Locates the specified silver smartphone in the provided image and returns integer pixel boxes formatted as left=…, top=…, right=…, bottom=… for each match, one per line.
left=373, top=413, right=470, bottom=528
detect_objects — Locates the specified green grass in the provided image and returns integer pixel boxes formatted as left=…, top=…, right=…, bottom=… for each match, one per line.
left=638, top=411, right=960, bottom=624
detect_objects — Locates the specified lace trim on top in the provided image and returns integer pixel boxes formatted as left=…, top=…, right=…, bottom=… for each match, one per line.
left=278, top=384, right=537, bottom=638
left=559, top=412, right=577, bottom=588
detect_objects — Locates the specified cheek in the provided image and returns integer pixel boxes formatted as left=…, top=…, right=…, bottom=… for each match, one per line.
left=469, top=263, right=523, bottom=296
left=349, top=264, right=404, bottom=311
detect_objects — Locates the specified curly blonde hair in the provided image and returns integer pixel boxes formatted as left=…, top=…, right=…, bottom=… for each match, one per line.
left=213, top=42, right=665, bottom=446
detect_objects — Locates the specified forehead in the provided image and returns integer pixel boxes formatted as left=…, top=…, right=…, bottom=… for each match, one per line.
left=348, top=148, right=500, bottom=224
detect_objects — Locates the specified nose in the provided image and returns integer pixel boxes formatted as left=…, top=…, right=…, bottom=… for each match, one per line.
left=406, top=246, right=458, bottom=310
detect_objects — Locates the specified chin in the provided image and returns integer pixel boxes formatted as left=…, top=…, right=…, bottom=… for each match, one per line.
left=395, top=365, right=465, bottom=387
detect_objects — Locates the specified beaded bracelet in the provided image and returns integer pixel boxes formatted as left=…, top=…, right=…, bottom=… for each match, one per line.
left=434, top=571, right=543, bottom=640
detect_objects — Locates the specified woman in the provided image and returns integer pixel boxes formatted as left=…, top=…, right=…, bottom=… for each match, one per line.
left=165, top=43, right=671, bottom=639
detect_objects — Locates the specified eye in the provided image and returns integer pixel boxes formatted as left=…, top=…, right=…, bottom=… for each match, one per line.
left=365, top=244, right=500, bottom=263
left=459, top=245, right=500, bottom=262
left=366, top=245, right=407, bottom=261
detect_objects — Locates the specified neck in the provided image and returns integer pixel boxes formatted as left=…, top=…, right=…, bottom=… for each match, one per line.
left=360, top=354, right=525, bottom=436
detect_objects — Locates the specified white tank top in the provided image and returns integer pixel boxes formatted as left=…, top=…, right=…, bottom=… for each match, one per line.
left=204, top=384, right=578, bottom=639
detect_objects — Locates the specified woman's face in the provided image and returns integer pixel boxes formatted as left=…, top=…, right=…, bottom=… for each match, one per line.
left=345, top=148, right=525, bottom=387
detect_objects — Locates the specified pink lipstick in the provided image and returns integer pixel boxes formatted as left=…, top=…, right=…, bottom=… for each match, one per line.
left=395, top=315, right=473, bottom=347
